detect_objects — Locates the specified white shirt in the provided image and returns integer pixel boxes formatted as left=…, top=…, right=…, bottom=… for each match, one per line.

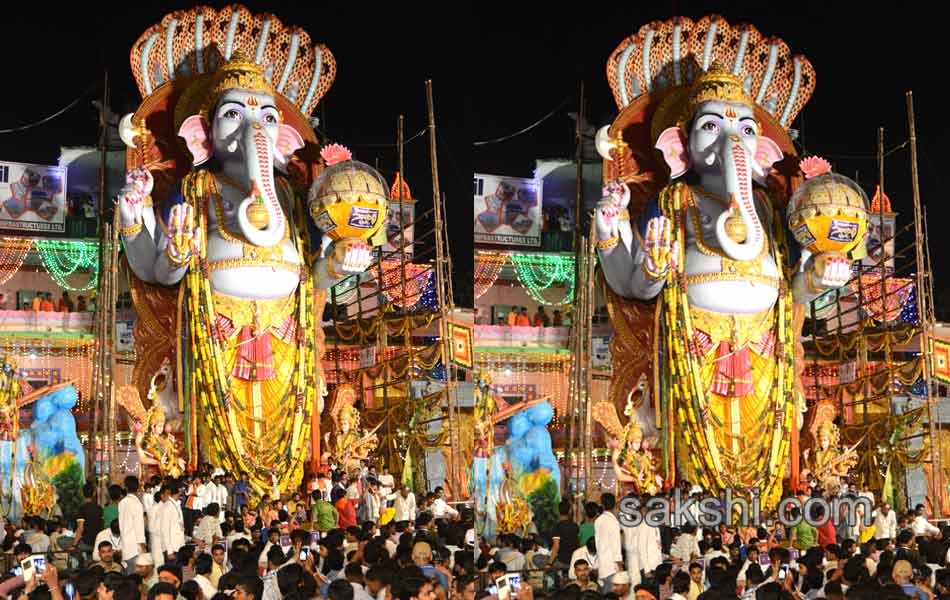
left=194, top=515, right=223, bottom=547
left=567, top=547, right=597, bottom=580
left=262, top=569, right=281, bottom=600
left=431, top=497, right=458, bottom=519
left=118, top=494, right=147, bottom=560
left=259, top=541, right=275, bottom=566
left=193, top=574, right=217, bottom=600
left=198, top=483, right=216, bottom=509
left=873, top=509, right=897, bottom=539
left=215, top=484, right=228, bottom=511
left=350, top=582, right=374, bottom=600
left=393, top=493, right=417, bottom=522
left=92, top=529, right=121, bottom=562
left=594, top=511, right=623, bottom=579
left=671, top=533, right=702, bottom=562
left=158, top=499, right=186, bottom=555
left=912, top=515, right=940, bottom=536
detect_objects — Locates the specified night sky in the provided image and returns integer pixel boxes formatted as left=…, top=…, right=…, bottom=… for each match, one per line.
left=471, top=1, right=950, bottom=316
left=5, top=3, right=950, bottom=314
left=0, top=2, right=473, bottom=305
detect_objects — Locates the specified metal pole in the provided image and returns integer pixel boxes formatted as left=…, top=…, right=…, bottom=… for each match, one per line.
left=426, top=80, right=459, bottom=498
left=907, top=91, right=941, bottom=517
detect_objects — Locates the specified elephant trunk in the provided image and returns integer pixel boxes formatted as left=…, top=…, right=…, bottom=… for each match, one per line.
left=714, top=135, right=765, bottom=262
left=237, top=124, right=285, bottom=248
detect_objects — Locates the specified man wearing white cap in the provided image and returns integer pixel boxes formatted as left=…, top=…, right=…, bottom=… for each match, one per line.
left=135, top=553, right=159, bottom=593
left=613, top=571, right=634, bottom=600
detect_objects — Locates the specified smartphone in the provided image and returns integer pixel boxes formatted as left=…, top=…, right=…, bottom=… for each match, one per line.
left=496, top=576, right=510, bottom=600
left=299, top=548, right=309, bottom=561
left=486, top=585, right=498, bottom=595
left=779, top=565, right=789, bottom=580
left=64, top=583, right=75, bottom=600
left=20, top=558, right=34, bottom=582
left=507, top=574, right=521, bottom=592
left=32, top=556, right=46, bottom=574
left=12, top=567, right=22, bottom=577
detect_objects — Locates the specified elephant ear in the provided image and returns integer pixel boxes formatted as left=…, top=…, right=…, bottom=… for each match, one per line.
left=655, top=127, right=690, bottom=179
left=753, top=136, right=784, bottom=183
left=274, top=124, right=305, bottom=171
left=177, top=115, right=212, bottom=166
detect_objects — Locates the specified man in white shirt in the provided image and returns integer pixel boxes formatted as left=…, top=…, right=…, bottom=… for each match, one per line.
left=624, top=504, right=662, bottom=586
left=146, top=490, right=165, bottom=568
left=874, top=503, right=898, bottom=540
left=213, top=472, right=229, bottom=523
left=430, top=487, right=458, bottom=520
left=595, top=493, right=624, bottom=594
left=158, top=483, right=186, bottom=562
left=92, top=521, right=121, bottom=562
left=671, top=526, right=702, bottom=564
left=118, top=476, right=148, bottom=574
left=393, top=485, right=417, bottom=523
left=198, top=474, right=216, bottom=515
left=261, top=546, right=285, bottom=600
left=912, top=504, right=940, bottom=536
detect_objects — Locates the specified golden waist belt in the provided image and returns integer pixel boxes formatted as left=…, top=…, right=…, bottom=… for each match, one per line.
left=684, top=272, right=780, bottom=289
left=208, top=257, right=301, bottom=275
left=212, top=291, right=296, bottom=332
left=689, top=305, right=774, bottom=349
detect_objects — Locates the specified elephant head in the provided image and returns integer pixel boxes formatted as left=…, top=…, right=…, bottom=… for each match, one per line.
left=656, top=99, right=783, bottom=262
left=178, top=88, right=304, bottom=248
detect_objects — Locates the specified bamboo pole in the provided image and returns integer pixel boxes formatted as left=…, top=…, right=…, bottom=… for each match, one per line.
left=584, top=226, right=597, bottom=498
left=906, top=91, right=942, bottom=517
left=426, top=80, right=459, bottom=498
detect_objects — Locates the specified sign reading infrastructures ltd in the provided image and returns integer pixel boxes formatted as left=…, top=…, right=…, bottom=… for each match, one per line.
left=0, top=161, right=67, bottom=233
left=474, top=173, right=541, bottom=246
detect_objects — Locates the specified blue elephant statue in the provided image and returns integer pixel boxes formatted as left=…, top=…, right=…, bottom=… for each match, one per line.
left=474, top=401, right=560, bottom=542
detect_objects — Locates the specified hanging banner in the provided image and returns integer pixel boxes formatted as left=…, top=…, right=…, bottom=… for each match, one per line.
left=0, top=161, right=67, bottom=233
left=474, top=173, right=542, bottom=246
left=931, top=337, right=950, bottom=385
left=448, top=323, right=474, bottom=369
left=863, top=213, right=896, bottom=272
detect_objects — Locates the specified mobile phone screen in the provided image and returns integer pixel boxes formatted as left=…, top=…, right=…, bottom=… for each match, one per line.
left=65, top=583, right=75, bottom=599
left=299, top=548, right=308, bottom=561
left=12, top=567, right=22, bottom=577
left=508, top=574, right=521, bottom=591
left=779, top=565, right=788, bottom=580
left=33, top=556, right=46, bottom=573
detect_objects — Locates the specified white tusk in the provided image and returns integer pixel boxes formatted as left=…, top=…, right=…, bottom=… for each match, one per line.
left=595, top=126, right=615, bottom=161
left=119, top=114, right=138, bottom=148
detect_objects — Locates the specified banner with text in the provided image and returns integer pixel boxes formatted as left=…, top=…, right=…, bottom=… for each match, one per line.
left=0, top=161, right=67, bottom=233
left=474, top=173, right=542, bottom=246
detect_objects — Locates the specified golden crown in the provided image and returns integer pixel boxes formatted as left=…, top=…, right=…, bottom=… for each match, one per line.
left=678, top=64, right=754, bottom=128
left=200, top=53, right=276, bottom=118
left=652, top=63, right=756, bottom=140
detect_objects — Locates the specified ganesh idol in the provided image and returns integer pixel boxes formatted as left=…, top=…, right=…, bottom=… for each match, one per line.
left=594, top=16, right=868, bottom=507
left=116, top=6, right=387, bottom=496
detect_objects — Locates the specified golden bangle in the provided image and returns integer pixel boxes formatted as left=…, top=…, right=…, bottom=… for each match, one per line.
left=121, top=222, right=143, bottom=237
left=165, top=249, right=189, bottom=268
left=618, top=209, right=630, bottom=221
left=596, top=236, right=619, bottom=251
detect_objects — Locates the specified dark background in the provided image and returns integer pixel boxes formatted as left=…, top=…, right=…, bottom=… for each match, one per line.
left=0, top=2, right=474, bottom=307
left=471, top=1, right=950, bottom=318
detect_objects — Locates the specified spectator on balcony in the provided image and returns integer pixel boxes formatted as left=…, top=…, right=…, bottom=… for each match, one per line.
left=31, top=293, right=42, bottom=311
left=59, top=291, right=74, bottom=312
left=553, top=310, right=563, bottom=327
left=506, top=309, right=517, bottom=327
left=77, top=296, right=87, bottom=311
left=40, top=293, right=55, bottom=312
left=533, top=306, right=550, bottom=327
left=516, top=307, right=531, bottom=327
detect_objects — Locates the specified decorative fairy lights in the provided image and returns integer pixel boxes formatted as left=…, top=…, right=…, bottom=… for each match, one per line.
left=901, top=286, right=919, bottom=325
left=376, top=260, right=434, bottom=309
left=475, top=252, right=507, bottom=300
left=0, top=239, right=33, bottom=286
left=510, top=253, right=574, bottom=306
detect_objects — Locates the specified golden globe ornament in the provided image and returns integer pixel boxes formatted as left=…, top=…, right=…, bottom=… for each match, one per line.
left=787, top=156, right=868, bottom=255
left=724, top=210, right=748, bottom=243
left=309, top=144, right=388, bottom=242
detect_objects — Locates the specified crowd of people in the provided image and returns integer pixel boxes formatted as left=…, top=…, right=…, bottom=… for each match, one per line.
left=17, top=291, right=90, bottom=313
left=474, top=480, right=950, bottom=600
left=0, top=464, right=475, bottom=600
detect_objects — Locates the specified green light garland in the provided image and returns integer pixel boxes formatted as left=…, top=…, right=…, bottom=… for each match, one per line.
left=510, top=253, right=574, bottom=306
left=34, top=240, right=99, bottom=292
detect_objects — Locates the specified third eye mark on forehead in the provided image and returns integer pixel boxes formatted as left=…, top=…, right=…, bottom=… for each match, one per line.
left=697, top=112, right=757, bottom=126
